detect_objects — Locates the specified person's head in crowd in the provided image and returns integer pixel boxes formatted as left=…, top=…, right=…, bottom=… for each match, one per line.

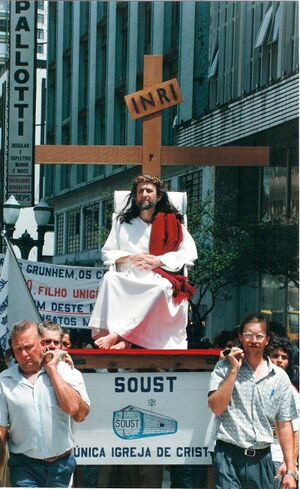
left=267, top=336, right=294, bottom=380
left=10, top=320, right=44, bottom=373
left=213, top=329, right=233, bottom=349
left=199, top=336, right=213, bottom=349
left=227, top=326, right=240, bottom=348
left=61, top=330, right=72, bottom=350
left=238, top=311, right=270, bottom=336
left=269, top=320, right=287, bottom=339
left=237, top=312, right=270, bottom=358
left=40, top=320, right=63, bottom=350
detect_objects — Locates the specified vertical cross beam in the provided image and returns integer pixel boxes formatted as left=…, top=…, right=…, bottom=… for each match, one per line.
left=142, top=55, right=163, bottom=177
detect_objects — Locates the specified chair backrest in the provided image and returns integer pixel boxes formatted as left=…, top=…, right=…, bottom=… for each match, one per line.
left=114, top=190, right=188, bottom=226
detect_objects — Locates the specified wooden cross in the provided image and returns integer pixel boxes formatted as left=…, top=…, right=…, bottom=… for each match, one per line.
left=35, top=56, right=269, bottom=177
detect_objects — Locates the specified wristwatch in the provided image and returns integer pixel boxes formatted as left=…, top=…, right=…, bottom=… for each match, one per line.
left=286, top=470, right=298, bottom=481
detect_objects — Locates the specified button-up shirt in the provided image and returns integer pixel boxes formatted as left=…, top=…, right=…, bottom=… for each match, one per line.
left=0, top=362, right=90, bottom=459
left=209, top=357, right=298, bottom=449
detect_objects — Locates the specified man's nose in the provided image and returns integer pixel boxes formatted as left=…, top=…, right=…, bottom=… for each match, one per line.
left=20, top=349, right=29, bottom=358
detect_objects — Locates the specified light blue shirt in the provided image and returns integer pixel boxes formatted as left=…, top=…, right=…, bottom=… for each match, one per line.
left=0, top=362, right=90, bottom=459
left=209, top=357, right=298, bottom=449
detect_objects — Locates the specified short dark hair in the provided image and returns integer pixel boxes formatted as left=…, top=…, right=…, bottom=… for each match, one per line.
left=238, top=312, right=270, bottom=336
left=267, top=336, right=293, bottom=379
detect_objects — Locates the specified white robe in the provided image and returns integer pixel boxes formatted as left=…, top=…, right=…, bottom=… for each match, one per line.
left=89, top=216, right=198, bottom=349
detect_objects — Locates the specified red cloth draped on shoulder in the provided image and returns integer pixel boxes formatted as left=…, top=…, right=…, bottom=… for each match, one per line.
left=149, top=212, right=195, bottom=304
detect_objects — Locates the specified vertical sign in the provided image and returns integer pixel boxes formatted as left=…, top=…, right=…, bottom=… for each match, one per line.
left=7, top=1, right=36, bottom=206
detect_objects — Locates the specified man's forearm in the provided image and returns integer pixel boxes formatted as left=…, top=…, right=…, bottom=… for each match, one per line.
left=277, top=421, right=296, bottom=471
left=72, top=399, right=90, bottom=422
left=208, top=369, right=238, bottom=416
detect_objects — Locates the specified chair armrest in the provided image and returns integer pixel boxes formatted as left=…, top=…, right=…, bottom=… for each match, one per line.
left=183, top=261, right=194, bottom=277
left=103, top=260, right=116, bottom=271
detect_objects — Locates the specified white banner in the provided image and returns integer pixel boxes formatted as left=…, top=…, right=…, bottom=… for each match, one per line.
left=0, top=254, right=105, bottom=330
left=8, top=1, right=36, bottom=206
left=74, top=372, right=213, bottom=465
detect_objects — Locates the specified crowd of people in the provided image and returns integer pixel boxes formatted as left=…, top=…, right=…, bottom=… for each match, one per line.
left=0, top=314, right=298, bottom=488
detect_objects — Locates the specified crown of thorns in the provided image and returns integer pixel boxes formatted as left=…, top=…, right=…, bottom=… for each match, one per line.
left=133, top=174, right=165, bottom=189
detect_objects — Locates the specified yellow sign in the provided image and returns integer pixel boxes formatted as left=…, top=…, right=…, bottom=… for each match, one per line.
left=125, top=78, right=183, bottom=120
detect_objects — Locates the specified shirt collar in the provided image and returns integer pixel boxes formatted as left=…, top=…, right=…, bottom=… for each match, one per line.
left=0, top=363, right=46, bottom=380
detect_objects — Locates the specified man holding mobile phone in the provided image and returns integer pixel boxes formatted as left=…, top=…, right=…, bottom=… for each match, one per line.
left=208, top=312, right=298, bottom=489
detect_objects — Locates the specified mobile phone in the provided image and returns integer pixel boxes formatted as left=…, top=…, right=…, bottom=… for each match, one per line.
left=223, top=347, right=232, bottom=357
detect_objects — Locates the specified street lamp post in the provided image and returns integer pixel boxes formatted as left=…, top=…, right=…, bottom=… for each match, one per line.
left=3, top=195, right=53, bottom=261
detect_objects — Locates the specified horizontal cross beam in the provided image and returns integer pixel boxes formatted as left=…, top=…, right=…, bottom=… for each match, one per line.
left=35, top=145, right=269, bottom=167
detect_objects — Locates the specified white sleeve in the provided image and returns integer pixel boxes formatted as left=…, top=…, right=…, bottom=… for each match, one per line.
left=58, top=362, right=90, bottom=406
left=101, top=219, right=130, bottom=264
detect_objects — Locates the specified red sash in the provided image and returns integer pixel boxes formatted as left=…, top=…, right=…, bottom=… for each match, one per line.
left=149, top=212, right=195, bottom=304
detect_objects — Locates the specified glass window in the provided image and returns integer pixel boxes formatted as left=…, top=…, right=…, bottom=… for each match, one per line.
left=260, top=274, right=285, bottom=329
left=144, top=2, right=152, bottom=54
left=208, top=49, right=219, bottom=78
left=83, top=203, right=100, bottom=250
left=37, top=44, right=44, bottom=54
left=0, top=43, right=6, bottom=55
left=101, top=198, right=113, bottom=231
left=287, top=284, right=299, bottom=345
left=290, top=166, right=299, bottom=220
left=66, top=209, right=81, bottom=253
left=255, top=6, right=273, bottom=48
left=37, top=13, right=44, bottom=24
left=55, top=213, right=64, bottom=255
left=0, top=18, right=7, bottom=29
left=60, top=164, right=71, bottom=191
left=262, top=167, right=287, bottom=219
left=178, top=170, right=203, bottom=204
left=171, top=2, right=180, bottom=49
left=270, top=4, right=282, bottom=43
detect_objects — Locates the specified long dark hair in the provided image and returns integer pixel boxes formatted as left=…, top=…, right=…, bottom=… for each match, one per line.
left=118, top=175, right=183, bottom=224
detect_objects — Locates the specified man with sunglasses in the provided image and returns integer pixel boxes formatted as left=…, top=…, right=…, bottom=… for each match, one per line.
left=208, top=312, right=298, bottom=489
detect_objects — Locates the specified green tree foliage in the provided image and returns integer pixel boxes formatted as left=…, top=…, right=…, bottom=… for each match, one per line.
left=187, top=191, right=298, bottom=325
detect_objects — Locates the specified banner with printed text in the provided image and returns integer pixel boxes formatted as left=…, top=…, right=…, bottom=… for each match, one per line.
left=0, top=254, right=105, bottom=329
left=74, top=372, right=213, bottom=465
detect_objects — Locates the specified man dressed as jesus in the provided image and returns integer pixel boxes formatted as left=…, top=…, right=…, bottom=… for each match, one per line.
left=89, top=174, right=198, bottom=350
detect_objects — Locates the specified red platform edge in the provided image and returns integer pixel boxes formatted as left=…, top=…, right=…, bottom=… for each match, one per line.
left=68, top=348, right=221, bottom=357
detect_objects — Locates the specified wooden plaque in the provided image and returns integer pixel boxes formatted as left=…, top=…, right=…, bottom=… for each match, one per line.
left=125, top=78, right=183, bottom=120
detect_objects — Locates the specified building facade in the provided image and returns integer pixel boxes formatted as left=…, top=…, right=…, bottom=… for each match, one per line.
left=44, top=1, right=298, bottom=341
left=177, top=1, right=298, bottom=339
left=0, top=0, right=51, bottom=260
left=44, top=1, right=210, bottom=265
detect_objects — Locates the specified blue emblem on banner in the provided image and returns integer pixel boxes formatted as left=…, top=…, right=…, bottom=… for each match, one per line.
left=113, top=405, right=177, bottom=439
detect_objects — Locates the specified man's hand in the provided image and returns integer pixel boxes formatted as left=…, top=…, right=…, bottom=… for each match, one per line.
left=226, top=347, right=244, bottom=371
left=43, top=349, right=60, bottom=372
left=274, top=462, right=286, bottom=481
left=129, top=253, right=161, bottom=270
left=280, top=473, right=297, bottom=489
